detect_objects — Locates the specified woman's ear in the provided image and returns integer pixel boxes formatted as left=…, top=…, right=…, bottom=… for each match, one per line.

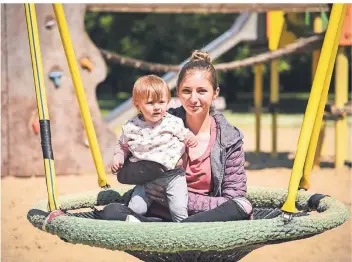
left=213, top=86, right=220, bottom=100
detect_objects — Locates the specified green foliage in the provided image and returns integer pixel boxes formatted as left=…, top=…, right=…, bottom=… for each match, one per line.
left=278, top=59, right=291, bottom=72
left=85, top=12, right=241, bottom=100
left=84, top=12, right=351, bottom=105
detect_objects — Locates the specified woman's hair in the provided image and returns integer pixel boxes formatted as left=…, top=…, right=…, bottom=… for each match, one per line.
left=132, top=75, right=171, bottom=108
left=176, top=50, right=218, bottom=92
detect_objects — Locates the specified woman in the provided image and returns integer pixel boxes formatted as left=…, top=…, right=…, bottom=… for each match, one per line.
left=100, top=50, right=252, bottom=223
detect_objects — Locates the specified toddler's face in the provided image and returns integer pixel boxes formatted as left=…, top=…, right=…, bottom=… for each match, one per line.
left=138, top=91, right=169, bottom=123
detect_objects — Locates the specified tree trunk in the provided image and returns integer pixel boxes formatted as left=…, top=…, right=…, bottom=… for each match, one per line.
left=1, top=4, right=116, bottom=177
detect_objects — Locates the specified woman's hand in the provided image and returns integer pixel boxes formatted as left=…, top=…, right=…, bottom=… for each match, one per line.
left=145, top=182, right=168, bottom=206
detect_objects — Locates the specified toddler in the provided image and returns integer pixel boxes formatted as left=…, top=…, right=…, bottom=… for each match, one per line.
left=112, top=75, right=197, bottom=222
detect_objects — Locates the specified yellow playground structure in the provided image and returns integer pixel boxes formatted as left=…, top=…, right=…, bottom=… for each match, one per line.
left=254, top=6, right=351, bottom=169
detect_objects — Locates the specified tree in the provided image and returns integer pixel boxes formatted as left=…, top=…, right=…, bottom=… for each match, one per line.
left=1, top=4, right=116, bottom=177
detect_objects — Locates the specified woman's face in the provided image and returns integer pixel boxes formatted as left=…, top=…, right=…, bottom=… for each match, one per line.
left=177, top=71, right=219, bottom=116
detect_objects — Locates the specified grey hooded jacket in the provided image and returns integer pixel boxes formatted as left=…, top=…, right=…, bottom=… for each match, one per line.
left=168, top=107, right=247, bottom=215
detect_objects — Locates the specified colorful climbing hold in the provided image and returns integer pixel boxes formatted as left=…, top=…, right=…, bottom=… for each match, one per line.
left=80, top=57, right=94, bottom=72
left=49, top=71, right=63, bottom=89
left=29, top=111, right=40, bottom=135
left=45, top=15, right=56, bottom=30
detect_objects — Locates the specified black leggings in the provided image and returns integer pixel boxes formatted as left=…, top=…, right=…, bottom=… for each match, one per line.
left=97, top=198, right=251, bottom=223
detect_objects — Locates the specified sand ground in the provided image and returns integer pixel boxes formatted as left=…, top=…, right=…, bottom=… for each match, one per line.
left=2, top=125, right=351, bottom=262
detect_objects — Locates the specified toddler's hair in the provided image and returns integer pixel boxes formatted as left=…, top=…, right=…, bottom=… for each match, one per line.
left=132, top=75, right=171, bottom=108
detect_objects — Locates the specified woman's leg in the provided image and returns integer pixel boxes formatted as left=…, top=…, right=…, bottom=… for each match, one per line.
left=98, top=197, right=252, bottom=223
left=96, top=203, right=163, bottom=222
left=182, top=197, right=252, bottom=223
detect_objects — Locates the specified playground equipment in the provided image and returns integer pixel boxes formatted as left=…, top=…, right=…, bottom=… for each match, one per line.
left=1, top=4, right=116, bottom=177
left=26, top=3, right=349, bottom=262
left=315, top=4, right=352, bottom=169
left=244, top=8, right=351, bottom=166
left=264, top=11, right=299, bottom=158
left=253, top=10, right=315, bottom=157
left=86, top=3, right=329, bottom=14
left=25, top=3, right=110, bottom=192
left=80, top=56, right=94, bottom=72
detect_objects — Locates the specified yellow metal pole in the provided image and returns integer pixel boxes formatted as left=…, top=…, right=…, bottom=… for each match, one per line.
left=52, top=4, right=109, bottom=188
left=312, top=15, right=325, bottom=168
left=312, top=16, right=323, bottom=78
left=300, top=13, right=347, bottom=190
left=282, top=4, right=347, bottom=213
left=313, top=121, right=326, bottom=166
left=24, top=4, right=60, bottom=211
left=335, top=47, right=348, bottom=168
left=254, top=64, right=264, bottom=153
left=270, top=59, right=279, bottom=158
left=300, top=16, right=324, bottom=189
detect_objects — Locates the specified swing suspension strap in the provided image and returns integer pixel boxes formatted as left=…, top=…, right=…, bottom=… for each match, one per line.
left=24, top=4, right=60, bottom=211
left=24, top=3, right=111, bottom=211
left=52, top=4, right=110, bottom=189
left=282, top=4, right=347, bottom=214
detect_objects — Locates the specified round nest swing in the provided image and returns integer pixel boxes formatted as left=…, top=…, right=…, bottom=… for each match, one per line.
left=27, top=186, right=349, bottom=262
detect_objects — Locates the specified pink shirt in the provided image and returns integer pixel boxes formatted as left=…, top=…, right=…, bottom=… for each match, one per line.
left=184, top=117, right=217, bottom=195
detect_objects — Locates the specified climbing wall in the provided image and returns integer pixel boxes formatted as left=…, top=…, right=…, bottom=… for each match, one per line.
left=1, top=4, right=116, bottom=177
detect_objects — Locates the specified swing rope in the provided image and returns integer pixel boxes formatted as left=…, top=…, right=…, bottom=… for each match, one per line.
left=24, top=3, right=59, bottom=211
left=100, top=34, right=324, bottom=73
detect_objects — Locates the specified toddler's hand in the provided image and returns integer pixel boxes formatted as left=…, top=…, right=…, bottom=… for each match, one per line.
left=111, top=154, right=125, bottom=174
left=184, top=133, right=198, bottom=148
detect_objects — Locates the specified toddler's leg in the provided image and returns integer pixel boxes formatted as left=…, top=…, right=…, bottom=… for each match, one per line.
left=128, top=185, right=152, bottom=215
left=162, top=174, right=188, bottom=222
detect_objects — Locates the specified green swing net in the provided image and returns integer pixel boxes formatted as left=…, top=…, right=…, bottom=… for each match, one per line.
left=26, top=4, right=349, bottom=262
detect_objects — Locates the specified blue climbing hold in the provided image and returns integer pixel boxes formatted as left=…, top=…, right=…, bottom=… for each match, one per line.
left=49, top=71, right=63, bottom=88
